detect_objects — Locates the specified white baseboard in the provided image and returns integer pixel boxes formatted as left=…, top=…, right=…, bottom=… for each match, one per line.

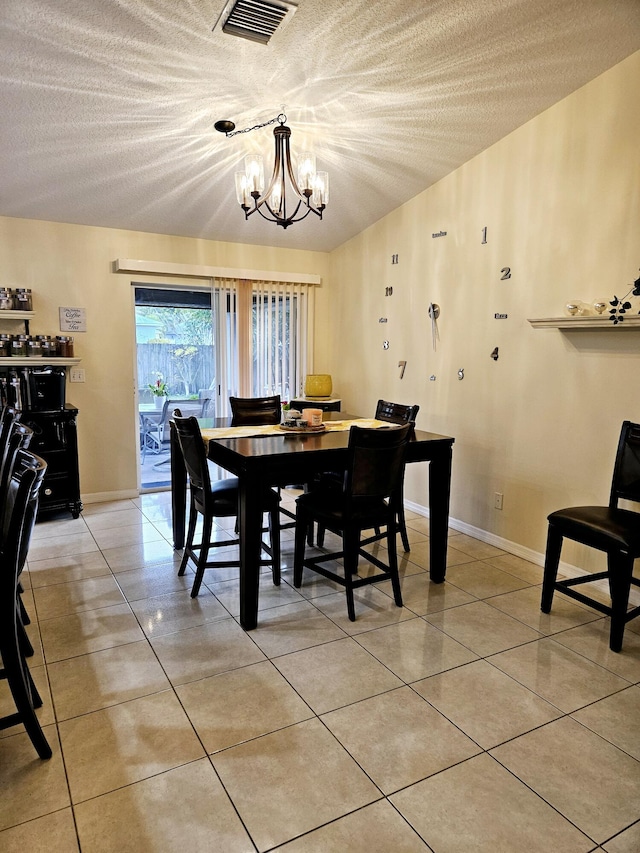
left=404, top=498, right=583, bottom=578
left=81, top=490, right=139, bottom=505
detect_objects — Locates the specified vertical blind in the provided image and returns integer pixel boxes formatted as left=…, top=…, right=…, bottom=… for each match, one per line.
left=212, top=277, right=310, bottom=417
left=212, top=278, right=239, bottom=418
left=252, top=279, right=308, bottom=404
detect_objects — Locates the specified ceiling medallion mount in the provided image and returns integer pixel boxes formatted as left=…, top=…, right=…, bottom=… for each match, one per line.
left=216, top=112, right=329, bottom=229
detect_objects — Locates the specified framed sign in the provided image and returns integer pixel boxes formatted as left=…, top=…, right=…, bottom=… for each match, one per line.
left=59, top=307, right=87, bottom=332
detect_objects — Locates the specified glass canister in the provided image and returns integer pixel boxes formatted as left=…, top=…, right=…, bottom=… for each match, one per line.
left=27, top=338, right=42, bottom=357
left=56, top=335, right=69, bottom=357
left=0, top=334, right=11, bottom=356
left=12, top=288, right=33, bottom=311
left=40, top=339, right=55, bottom=358
left=10, top=336, right=28, bottom=357
left=0, top=289, right=13, bottom=310
left=66, top=336, right=74, bottom=357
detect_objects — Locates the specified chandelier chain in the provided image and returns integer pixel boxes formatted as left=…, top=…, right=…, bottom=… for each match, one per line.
left=225, top=113, right=286, bottom=137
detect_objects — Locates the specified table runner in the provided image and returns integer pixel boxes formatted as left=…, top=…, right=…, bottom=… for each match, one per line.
left=200, top=418, right=389, bottom=446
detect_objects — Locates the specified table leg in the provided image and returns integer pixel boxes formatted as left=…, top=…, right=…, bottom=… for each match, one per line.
left=238, top=474, right=263, bottom=630
left=170, top=421, right=186, bottom=550
left=428, top=446, right=453, bottom=583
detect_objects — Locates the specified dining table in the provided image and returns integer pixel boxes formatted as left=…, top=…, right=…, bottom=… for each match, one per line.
left=170, top=412, right=455, bottom=630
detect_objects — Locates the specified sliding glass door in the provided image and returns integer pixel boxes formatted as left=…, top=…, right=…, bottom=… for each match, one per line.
left=135, top=279, right=310, bottom=490
left=135, top=286, right=215, bottom=489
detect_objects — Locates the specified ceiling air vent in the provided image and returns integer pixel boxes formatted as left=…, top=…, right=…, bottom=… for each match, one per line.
left=213, top=0, right=298, bottom=45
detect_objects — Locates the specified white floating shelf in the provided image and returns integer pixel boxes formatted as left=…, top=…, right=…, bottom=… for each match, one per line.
left=528, top=316, right=640, bottom=330
left=0, top=310, right=35, bottom=320
left=0, top=357, right=81, bottom=366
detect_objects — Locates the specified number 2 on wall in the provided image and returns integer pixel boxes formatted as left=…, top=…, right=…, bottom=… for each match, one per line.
left=500, top=267, right=511, bottom=280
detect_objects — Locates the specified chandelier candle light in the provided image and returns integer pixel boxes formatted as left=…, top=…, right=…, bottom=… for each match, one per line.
left=215, top=113, right=328, bottom=229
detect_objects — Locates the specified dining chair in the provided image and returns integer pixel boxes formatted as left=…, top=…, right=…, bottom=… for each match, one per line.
left=0, top=404, right=18, bottom=453
left=0, top=449, right=51, bottom=759
left=0, top=422, right=35, bottom=651
left=229, top=394, right=299, bottom=533
left=172, top=410, right=281, bottom=597
left=230, top=395, right=281, bottom=426
left=314, top=398, right=419, bottom=552
left=541, top=420, right=640, bottom=651
left=0, top=405, right=19, bottom=487
left=375, top=399, right=419, bottom=551
left=293, top=423, right=412, bottom=621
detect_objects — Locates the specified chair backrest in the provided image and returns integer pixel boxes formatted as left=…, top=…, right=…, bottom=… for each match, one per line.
left=172, top=410, right=212, bottom=506
left=0, top=449, right=47, bottom=589
left=0, top=405, right=18, bottom=454
left=375, top=399, right=420, bottom=425
left=230, top=395, right=281, bottom=426
left=0, top=422, right=33, bottom=516
left=611, top=420, right=640, bottom=506
left=345, top=423, right=412, bottom=505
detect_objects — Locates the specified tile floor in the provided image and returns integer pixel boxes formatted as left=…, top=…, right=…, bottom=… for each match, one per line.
left=1, top=490, right=640, bottom=852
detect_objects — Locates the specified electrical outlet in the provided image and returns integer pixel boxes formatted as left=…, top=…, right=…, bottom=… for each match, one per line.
left=69, top=368, right=85, bottom=382
left=494, top=492, right=503, bottom=510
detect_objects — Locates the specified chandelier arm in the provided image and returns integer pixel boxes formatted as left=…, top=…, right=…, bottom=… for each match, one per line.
left=259, top=200, right=303, bottom=228
left=246, top=197, right=322, bottom=228
left=255, top=124, right=287, bottom=212
left=282, top=132, right=306, bottom=203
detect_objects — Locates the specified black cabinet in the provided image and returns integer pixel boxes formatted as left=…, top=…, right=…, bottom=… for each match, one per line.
left=21, top=405, right=82, bottom=518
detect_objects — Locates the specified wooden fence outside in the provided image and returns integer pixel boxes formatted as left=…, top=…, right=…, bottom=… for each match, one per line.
left=137, top=343, right=215, bottom=402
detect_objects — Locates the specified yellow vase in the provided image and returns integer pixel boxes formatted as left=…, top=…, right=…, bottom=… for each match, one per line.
left=304, top=374, right=332, bottom=398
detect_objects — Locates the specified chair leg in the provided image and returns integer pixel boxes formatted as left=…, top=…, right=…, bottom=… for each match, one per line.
left=293, top=509, right=308, bottom=588
left=343, top=528, right=360, bottom=621
left=17, top=616, right=34, bottom=658
left=268, top=506, right=281, bottom=586
left=608, top=553, right=633, bottom=652
left=317, top=524, right=326, bottom=547
left=178, top=501, right=198, bottom=576
left=541, top=526, right=563, bottom=613
left=2, top=638, right=51, bottom=759
left=397, top=488, right=410, bottom=553
left=26, top=665, right=43, bottom=708
left=386, top=520, right=403, bottom=608
left=190, top=514, right=213, bottom=598
left=18, top=590, right=31, bottom=625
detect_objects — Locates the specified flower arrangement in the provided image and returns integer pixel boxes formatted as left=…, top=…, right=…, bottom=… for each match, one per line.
left=609, top=269, right=640, bottom=324
left=148, top=374, right=168, bottom=397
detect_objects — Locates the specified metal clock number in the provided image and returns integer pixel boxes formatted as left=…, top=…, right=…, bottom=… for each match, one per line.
left=500, top=267, right=511, bottom=280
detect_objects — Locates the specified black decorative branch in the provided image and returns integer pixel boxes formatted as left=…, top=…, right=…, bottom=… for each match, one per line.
left=609, top=269, right=640, bottom=324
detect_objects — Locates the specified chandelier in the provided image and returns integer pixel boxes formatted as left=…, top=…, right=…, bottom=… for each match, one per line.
left=215, top=113, right=329, bottom=229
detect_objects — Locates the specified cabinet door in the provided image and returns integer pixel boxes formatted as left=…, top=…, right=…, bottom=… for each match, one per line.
left=22, top=410, right=82, bottom=518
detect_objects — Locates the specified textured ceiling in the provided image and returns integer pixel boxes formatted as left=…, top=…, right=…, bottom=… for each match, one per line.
left=1, top=0, right=639, bottom=253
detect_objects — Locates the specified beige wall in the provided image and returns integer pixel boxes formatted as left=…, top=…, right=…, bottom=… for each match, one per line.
left=321, top=50, right=640, bottom=567
left=0, top=220, right=330, bottom=500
